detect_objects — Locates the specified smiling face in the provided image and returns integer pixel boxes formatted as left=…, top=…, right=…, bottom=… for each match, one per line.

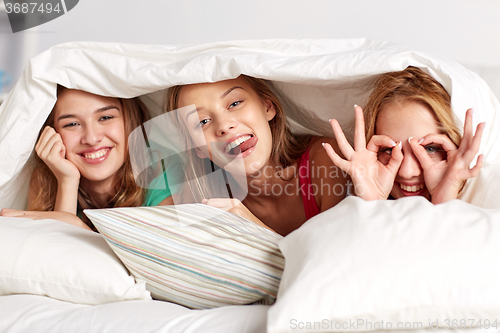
left=177, top=77, right=276, bottom=177
left=53, top=89, right=126, bottom=184
left=376, top=100, right=447, bottom=200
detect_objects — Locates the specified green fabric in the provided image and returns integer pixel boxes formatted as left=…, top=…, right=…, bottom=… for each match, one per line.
left=79, top=155, right=183, bottom=219
left=143, top=170, right=174, bottom=206
left=144, top=153, right=184, bottom=206
left=79, top=170, right=174, bottom=220
left=78, top=171, right=173, bottom=222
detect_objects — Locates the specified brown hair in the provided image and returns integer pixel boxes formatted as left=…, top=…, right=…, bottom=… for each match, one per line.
left=29, top=87, right=151, bottom=229
left=165, top=75, right=311, bottom=201
left=364, top=66, right=461, bottom=146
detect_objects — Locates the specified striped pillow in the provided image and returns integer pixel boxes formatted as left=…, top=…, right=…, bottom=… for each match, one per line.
left=84, top=204, right=284, bottom=309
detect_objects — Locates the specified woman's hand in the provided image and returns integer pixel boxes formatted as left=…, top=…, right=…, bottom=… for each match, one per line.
left=35, top=126, right=80, bottom=183
left=0, top=209, right=92, bottom=231
left=410, top=108, right=485, bottom=204
left=323, top=105, right=403, bottom=200
left=201, top=198, right=274, bottom=231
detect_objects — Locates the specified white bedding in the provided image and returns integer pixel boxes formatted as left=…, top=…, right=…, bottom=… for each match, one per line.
left=1, top=39, right=499, bottom=332
left=0, top=295, right=268, bottom=333
left=268, top=197, right=500, bottom=332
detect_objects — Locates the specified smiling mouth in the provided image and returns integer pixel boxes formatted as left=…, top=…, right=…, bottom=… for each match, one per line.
left=224, top=135, right=254, bottom=155
left=400, top=183, right=425, bottom=193
left=81, top=148, right=110, bottom=159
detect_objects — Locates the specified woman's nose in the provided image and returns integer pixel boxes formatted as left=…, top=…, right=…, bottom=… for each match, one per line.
left=216, top=116, right=237, bottom=136
left=81, top=125, right=103, bottom=145
left=398, top=145, right=422, bottom=179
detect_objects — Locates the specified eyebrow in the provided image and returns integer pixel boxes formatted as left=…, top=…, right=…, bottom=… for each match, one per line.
left=220, top=86, right=245, bottom=99
left=185, top=107, right=202, bottom=122
left=56, top=106, right=119, bottom=122
left=184, top=86, right=245, bottom=122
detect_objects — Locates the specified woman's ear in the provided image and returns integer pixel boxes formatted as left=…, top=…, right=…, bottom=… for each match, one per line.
left=263, top=100, right=276, bottom=121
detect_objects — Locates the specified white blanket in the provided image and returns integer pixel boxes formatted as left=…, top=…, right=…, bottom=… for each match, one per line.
left=1, top=39, right=499, bottom=210
left=0, top=294, right=268, bottom=333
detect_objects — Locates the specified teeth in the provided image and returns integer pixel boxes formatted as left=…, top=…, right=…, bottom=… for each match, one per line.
left=400, top=183, right=425, bottom=192
left=224, top=135, right=252, bottom=153
left=83, top=148, right=108, bottom=159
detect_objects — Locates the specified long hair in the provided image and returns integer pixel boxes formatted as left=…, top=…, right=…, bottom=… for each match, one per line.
left=364, top=66, right=462, bottom=146
left=165, top=75, right=312, bottom=202
left=29, top=87, right=151, bottom=229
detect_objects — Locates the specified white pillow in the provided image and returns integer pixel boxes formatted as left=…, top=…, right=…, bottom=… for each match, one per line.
left=268, top=196, right=500, bottom=333
left=84, top=204, right=284, bottom=309
left=0, top=217, right=151, bottom=305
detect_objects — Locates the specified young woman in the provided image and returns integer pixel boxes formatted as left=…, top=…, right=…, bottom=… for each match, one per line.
left=323, top=66, right=485, bottom=204
left=166, top=75, right=349, bottom=236
left=0, top=87, right=175, bottom=230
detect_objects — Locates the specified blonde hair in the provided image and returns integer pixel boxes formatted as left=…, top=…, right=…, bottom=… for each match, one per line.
left=165, top=75, right=311, bottom=201
left=29, top=87, right=151, bottom=230
left=364, top=66, right=461, bottom=146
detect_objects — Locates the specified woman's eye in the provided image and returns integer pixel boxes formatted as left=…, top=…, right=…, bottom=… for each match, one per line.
left=100, top=115, right=114, bottom=121
left=198, top=118, right=210, bottom=127
left=424, top=145, right=442, bottom=154
left=381, top=147, right=393, bottom=155
left=63, top=122, right=78, bottom=128
left=229, top=101, right=242, bottom=108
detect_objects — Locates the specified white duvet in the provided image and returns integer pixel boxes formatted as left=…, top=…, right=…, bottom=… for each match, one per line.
left=0, top=39, right=500, bottom=333
left=0, top=294, right=268, bottom=332
left=0, top=39, right=499, bottom=211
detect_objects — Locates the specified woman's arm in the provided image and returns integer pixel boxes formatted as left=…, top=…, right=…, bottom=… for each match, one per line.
left=25, top=175, right=91, bottom=230
left=53, top=178, right=80, bottom=214
left=18, top=128, right=88, bottom=229
left=0, top=209, right=92, bottom=231
left=35, top=126, right=81, bottom=214
left=29, top=173, right=79, bottom=214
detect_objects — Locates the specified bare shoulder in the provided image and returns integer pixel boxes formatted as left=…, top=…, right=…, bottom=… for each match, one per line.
left=308, top=136, right=349, bottom=211
left=308, top=136, right=343, bottom=164
left=157, top=195, right=174, bottom=206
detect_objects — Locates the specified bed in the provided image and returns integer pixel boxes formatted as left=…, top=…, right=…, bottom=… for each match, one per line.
left=1, top=39, right=500, bottom=332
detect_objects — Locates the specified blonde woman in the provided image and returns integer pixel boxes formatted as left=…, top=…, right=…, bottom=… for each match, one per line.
left=166, top=75, right=349, bottom=236
left=324, top=66, right=485, bottom=204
